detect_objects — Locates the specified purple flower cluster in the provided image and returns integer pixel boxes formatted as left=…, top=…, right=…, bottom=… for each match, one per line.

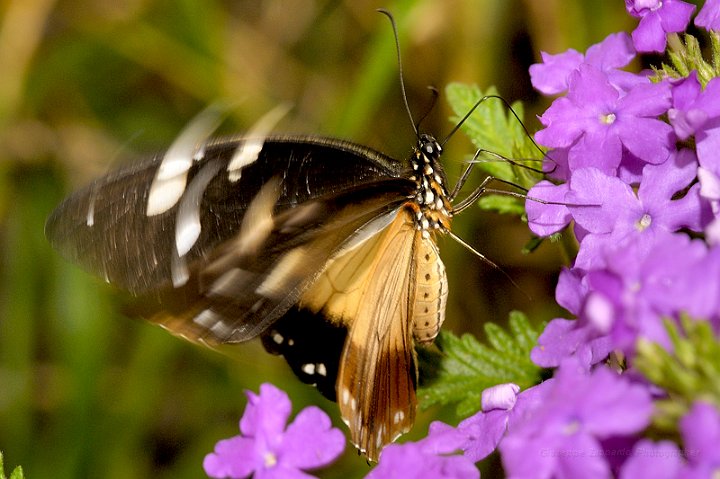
left=511, top=0, right=720, bottom=477
left=526, top=0, right=720, bottom=365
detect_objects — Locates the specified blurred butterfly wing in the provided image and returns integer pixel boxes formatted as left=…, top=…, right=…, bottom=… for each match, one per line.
left=147, top=194, right=408, bottom=344
left=46, top=136, right=415, bottom=343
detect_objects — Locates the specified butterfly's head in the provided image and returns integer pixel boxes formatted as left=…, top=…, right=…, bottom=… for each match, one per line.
left=416, top=133, right=442, bottom=161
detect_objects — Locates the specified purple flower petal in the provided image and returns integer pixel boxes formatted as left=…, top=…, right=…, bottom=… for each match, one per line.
left=204, top=436, right=258, bottom=479
left=281, top=406, right=345, bottom=470
left=585, top=32, right=636, bottom=71
left=566, top=168, right=639, bottom=235
left=632, top=11, right=668, bottom=52
left=530, top=49, right=584, bottom=95
left=530, top=33, right=636, bottom=96
left=367, top=441, right=479, bottom=479
left=526, top=181, right=571, bottom=236
left=531, top=318, right=610, bottom=368
left=241, top=384, right=292, bottom=439
left=573, top=367, right=653, bottom=437
left=422, top=421, right=468, bottom=455
left=696, top=0, right=720, bottom=31
left=669, top=72, right=705, bottom=139
left=619, top=440, right=683, bottom=479
left=659, top=0, right=696, bottom=32
left=457, top=408, right=511, bottom=462
left=696, top=120, right=720, bottom=173
left=680, top=401, right=720, bottom=467
left=535, top=97, right=586, bottom=148
left=556, top=433, right=613, bottom=479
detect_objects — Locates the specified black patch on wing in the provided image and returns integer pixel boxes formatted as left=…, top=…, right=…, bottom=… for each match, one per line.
left=261, top=307, right=347, bottom=401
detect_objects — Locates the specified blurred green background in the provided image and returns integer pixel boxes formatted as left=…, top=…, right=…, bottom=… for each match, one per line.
left=0, top=1, right=633, bottom=477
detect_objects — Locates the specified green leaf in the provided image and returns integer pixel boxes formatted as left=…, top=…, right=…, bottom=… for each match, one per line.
left=418, top=311, right=543, bottom=417
left=0, top=452, right=25, bottom=479
left=445, top=83, right=544, bottom=217
left=478, top=194, right=527, bottom=216
left=635, top=316, right=720, bottom=433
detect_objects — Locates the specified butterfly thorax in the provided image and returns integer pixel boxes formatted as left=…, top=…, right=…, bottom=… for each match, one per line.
left=406, top=134, right=452, bottom=238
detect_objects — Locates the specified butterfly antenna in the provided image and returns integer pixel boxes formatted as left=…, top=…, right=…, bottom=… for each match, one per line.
left=377, top=9, right=418, bottom=137
left=415, top=86, right=439, bottom=133
left=440, top=95, right=540, bottom=152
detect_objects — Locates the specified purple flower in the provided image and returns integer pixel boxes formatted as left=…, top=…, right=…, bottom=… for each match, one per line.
left=528, top=149, right=708, bottom=254
left=530, top=33, right=637, bottom=95
left=619, top=440, right=683, bottom=479
left=204, top=383, right=345, bottom=479
left=625, top=0, right=696, bottom=52
left=499, top=360, right=653, bottom=479
left=366, top=422, right=479, bottom=479
left=568, top=155, right=707, bottom=266
left=535, top=65, right=673, bottom=175
left=679, top=401, right=720, bottom=476
left=696, top=0, right=720, bottom=31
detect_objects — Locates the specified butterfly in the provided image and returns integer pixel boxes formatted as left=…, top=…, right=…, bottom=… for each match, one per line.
left=46, top=126, right=464, bottom=459
left=45, top=14, right=506, bottom=462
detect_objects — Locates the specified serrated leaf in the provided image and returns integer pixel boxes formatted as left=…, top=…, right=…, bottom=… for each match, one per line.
left=0, top=453, right=25, bottom=479
left=445, top=83, right=543, bottom=191
left=418, top=311, right=543, bottom=417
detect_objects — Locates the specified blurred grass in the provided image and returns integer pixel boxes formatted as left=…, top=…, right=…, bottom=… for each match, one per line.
left=0, top=1, right=632, bottom=477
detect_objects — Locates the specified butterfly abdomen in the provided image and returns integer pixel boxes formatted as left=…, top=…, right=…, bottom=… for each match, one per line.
left=412, top=239, right=447, bottom=344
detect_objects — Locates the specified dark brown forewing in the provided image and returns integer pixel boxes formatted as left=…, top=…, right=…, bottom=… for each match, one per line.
left=321, top=211, right=418, bottom=461
left=46, top=136, right=411, bottom=295
left=46, top=135, right=416, bottom=344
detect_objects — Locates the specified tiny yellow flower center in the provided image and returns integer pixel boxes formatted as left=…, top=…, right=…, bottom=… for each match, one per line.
left=264, top=451, right=277, bottom=468
left=636, top=213, right=652, bottom=231
left=600, top=112, right=617, bottom=125
left=564, top=420, right=580, bottom=435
